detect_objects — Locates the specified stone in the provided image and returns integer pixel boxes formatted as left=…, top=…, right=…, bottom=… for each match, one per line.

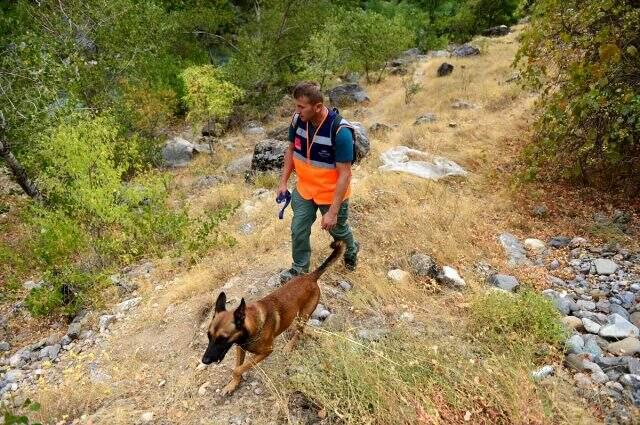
left=437, top=63, right=454, bottom=77
left=388, top=269, right=410, bottom=283
left=548, top=259, right=561, bottom=270
left=400, top=312, right=415, bottom=323
left=531, top=365, right=554, bottom=381
left=67, top=322, right=82, bottom=340
left=226, top=155, right=253, bottom=177
left=338, top=281, right=352, bottom=291
left=631, top=311, right=640, bottom=328
left=542, top=289, right=577, bottom=316
left=311, top=304, right=331, bottom=321
left=488, top=274, right=519, bottom=292
left=574, top=373, right=593, bottom=388
left=198, top=381, right=210, bottom=396
left=243, top=121, right=265, bottom=136
left=437, top=266, right=466, bottom=288
left=140, top=412, right=154, bottom=423
left=413, top=114, right=438, bottom=126
left=565, top=353, right=592, bottom=372
left=482, top=25, right=510, bottom=37
left=409, top=253, right=438, bottom=278
left=562, top=316, right=583, bottom=330
left=499, top=233, right=531, bottom=267
left=532, top=205, right=548, bottom=217
left=576, top=300, right=596, bottom=311
left=629, top=358, right=640, bottom=375
left=594, top=259, right=618, bottom=275
left=250, top=139, right=289, bottom=173
left=596, top=299, right=611, bottom=313
left=451, top=99, right=475, bottom=109
left=548, top=236, right=571, bottom=249
left=583, top=335, right=604, bottom=358
left=162, top=137, right=197, bottom=167
left=99, top=315, right=116, bottom=332
left=4, top=370, right=24, bottom=383
left=569, top=237, right=588, bottom=248
left=357, top=328, right=388, bottom=342
left=115, top=297, right=141, bottom=314
left=369, top=123, right=393, bottom=135
left=350, top=122, right=371, bottom=163
left=307, top=319, right=322, bottom=327
left=524, top=238, right=546, bottom=253
left=23, top=280, right=42, bottom=291
left=0, top=341, right=9, bottom=352
left=599, top=314, right=639, bottom=339
left=566, top=334, right=585, bottom=354
left=606, top=337, right=640, bottom=355
left=327, top=84, right=370, bottom=106
left=194, top=175, right=223, bottom=190
left=592, top=371, right=609, bottom=384
left=428, top=50, right=450, bottom=58
left=610, top=303, right=630, bottom=320
left=452, top=44, right=480, bottom=57
left=47, top=344, right=61, bottom=360
left=582, top=318, right=601, bottom=334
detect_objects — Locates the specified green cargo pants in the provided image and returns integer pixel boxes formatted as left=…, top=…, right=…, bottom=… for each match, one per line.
left=290, top=188, right=358, bottom=273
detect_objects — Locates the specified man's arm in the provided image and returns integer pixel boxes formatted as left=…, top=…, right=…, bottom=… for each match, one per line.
left=278, top=143, right=294, bottom=196
left=321, top=162, right=351, bottom=229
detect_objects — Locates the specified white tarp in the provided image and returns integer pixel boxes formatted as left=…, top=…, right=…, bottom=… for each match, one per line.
left=379, top=146, right=468, bottom=180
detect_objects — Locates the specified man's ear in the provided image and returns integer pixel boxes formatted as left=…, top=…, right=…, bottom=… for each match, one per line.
left=234, top=298, right=246, bottom=328
left=215, top=292, right=227, bottom=313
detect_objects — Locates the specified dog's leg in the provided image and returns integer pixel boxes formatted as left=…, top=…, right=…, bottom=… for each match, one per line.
left=221, top=351, right=271, bottom=396
left=285, top=292, right=319, bottom=352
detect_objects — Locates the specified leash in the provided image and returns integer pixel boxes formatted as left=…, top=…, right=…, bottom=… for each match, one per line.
left=276, top=190, right=291, bottom=220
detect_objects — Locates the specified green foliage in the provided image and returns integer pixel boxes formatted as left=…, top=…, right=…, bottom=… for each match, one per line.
left=469, top=290, right=567, bottom=350
left=2, top=399, right=42, bottom=425
left=516, top=0, right=640, bottom=191
left=180, top=65, right=244, bottom=127
left=185, top=201, right=239, bottom=259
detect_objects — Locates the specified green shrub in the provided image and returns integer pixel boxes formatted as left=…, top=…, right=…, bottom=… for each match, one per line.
left=516, top=0, right=640, bottom=191
left=468, top=290, right=567, bottom=349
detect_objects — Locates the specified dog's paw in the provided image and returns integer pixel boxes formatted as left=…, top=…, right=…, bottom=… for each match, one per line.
left=221, top=380, right=240, bottom=396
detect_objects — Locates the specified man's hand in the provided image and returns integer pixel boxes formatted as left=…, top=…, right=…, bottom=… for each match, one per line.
left=321, top=210, right=338, bottom=231
left=277, top=181, right=288, bottom=198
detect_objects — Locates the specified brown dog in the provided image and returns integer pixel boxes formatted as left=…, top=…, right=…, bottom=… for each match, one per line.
left=201, top=240, right=345, bottom=395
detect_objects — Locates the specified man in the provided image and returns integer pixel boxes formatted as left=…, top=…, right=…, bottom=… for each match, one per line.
left=278, top=81, right=359, bottom=282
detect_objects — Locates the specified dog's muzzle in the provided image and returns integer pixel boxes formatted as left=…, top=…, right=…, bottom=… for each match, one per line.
left=201, top=340, right=233, bottom=364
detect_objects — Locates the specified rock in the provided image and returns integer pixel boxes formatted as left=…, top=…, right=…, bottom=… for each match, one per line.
left=566, top=334, right=585, bottom=354
left=23, top=280, right=42, bottom=291
left=413, top=114, right=437, bottom=126
left=482, top=25, right=510, bottom=37
left=350, top=122, right=371, bottom=163
left=226, top=155, right=253, bottom=176
left=327, top=84, right=370, bottom=106
left=308, top=319, right=322, bottom=327
left=531, top=365, right=554, bottom=381
left=607, top=337, right=640, bottom=355
left=562, top=316, right=583, bottom=330
left=4, top=370, right=24, bottom=383
left=594, top=258, right=618, bottom=275
left=576, top=300, right=596, bottom=311
left=250, top=139, right=289, bottom=173
left=198, top=381, right=210, bottom=396
left=115, top=297, right=141, bottom=314
left=409, top=253, right=438, bottom=278
left=266, top=124, right=290, bottom=140
left=574, top=373, right=593, bottom=388
left=594, top=356, right=629, bottom=374
left=400, top=312, right=415, bottom=323
left=311, top=304, right=331, bottom=321
left=67, top=322, right=82, bottom=340
left=610, top=304, right=630, bottom=320
left=488, top=274, right=519, bottom=292
left=452, top=44, right=480, bottom=57
left=631, top=311, right=640, bottom=328
left=498, top=233, right=531, bottom=267
left=437, top=266, right=466, bottom=288
left=542, top=289, right=577, bottom=316
left=451, top=99, right=475, bottom=109
left=162, top=137, right=197, bottom=167
left=570, top=237, right=588, bottom=248
left=548, top=236, right=571, bottom=249
left=437, top=63, right=454, bottom=77
left=47, top=344, right=61, bottom=360
left=428, top=50, right=450, bottom=58
left=599, top=314, right=639, bottom=339
left=99, top=315, right=116, bottom=332
left=243, top=121, right=265, bottom=136
left=357, top=328, right=388, bottom=342
left=0, top=341, right=9, bottom=352
left=548, top=259, right=561, bottom=270
left=140, top=412, right=154, bottom=423
left=194, top=175, right=223, bottom=190
left=596, top=299, right=611, bottom=314
left=338, top=281, right=352, bottom=291
left=532, top=205, right=548, bottom=217
left=592, top=371, right=609, bottom=384
left=583, top=334, right=604, bottom=358
left=629, top=358, right=640, bottom=375
left=388, top=269, right=410, bottom=283
left=582, top=318, right=601, bottom=334
left=369, top=123, right=393, bottom=135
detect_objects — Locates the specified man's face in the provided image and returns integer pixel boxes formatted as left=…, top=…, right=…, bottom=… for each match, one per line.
left=295, top=96, right=323, bottom=123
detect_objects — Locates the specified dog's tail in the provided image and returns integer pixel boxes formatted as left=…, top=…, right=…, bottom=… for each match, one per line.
left=309, top=240, right=346, bottom=279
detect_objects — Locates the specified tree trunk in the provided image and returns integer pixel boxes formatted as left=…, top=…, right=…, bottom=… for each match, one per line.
left=0, top=139, right=43, bottom=202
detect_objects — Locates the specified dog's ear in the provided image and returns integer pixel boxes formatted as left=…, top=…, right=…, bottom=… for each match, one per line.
left=215, top=292, right=227, bottom=313
left=233, top=298, right=246, bottom=328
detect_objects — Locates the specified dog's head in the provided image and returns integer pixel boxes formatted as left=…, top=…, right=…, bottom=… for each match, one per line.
left=201, top=292, right=247, bottom=365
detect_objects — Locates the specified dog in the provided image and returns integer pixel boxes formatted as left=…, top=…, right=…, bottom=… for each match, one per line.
left=201, top=240, right=345, bottom=395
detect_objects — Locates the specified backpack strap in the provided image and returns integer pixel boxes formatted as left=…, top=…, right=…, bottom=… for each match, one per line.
left=330, top=113, right=357, bottom=164
left=290, top=112, right=300, bottom=129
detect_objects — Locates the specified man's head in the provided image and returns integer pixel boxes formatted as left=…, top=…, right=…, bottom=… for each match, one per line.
left=293, top=81, right=325, bottom=123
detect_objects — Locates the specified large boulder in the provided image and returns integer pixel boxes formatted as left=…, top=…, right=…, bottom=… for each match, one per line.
left=452, top=44, right=480, bottom=57
left=482, top=25, right=510, bottom=37
left=250, top=139, right=289, bottom=173
left=162, top=137, right=212, bottom=167
left=351, top=122, right=371, bottom=163
left=437, top=63, right=454, bottom=77
left=327, top=84, right=370, bottom=107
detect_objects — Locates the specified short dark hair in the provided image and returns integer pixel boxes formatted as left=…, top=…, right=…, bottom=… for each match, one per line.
left=293, top=81, right=324, bottom=104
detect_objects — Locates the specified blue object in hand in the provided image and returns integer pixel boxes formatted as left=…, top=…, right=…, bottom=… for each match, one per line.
left=276, top=190, right=292, bottom=220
